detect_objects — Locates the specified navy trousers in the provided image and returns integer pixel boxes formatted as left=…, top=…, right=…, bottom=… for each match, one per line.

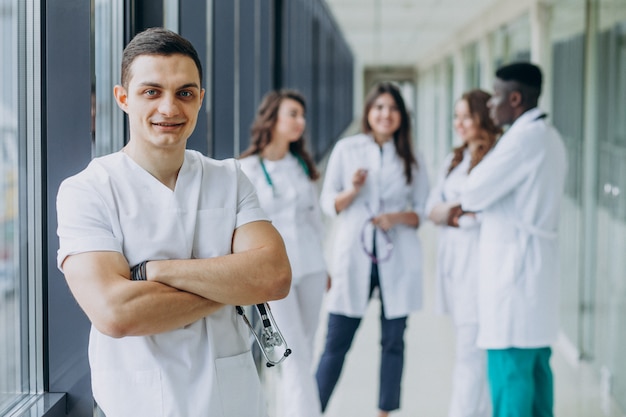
left=316, top=261, right=407, bottom=412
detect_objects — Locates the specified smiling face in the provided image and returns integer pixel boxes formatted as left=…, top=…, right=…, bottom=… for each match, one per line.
left=366, top=92, right=402, bottom=142
left=272, top=98, right=306, bottom=144
left=114, top=53, right=205, bottom=152
left=453, top=99, right=479, bottom=144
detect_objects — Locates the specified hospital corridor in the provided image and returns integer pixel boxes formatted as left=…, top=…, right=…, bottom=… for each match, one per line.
left=260, top=222, right=625, bottom=417
left=2, top=0, right=626, bottom=416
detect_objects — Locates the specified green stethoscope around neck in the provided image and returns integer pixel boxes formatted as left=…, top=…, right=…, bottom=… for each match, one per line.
left=258, top=152, right=310, bottom=194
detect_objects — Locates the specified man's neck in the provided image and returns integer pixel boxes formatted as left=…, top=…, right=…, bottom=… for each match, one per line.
left=122, top=143, right=184, bottom=190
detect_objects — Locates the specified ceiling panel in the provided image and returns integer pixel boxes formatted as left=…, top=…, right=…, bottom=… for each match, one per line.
left=325, top=0, right=502, bottom=66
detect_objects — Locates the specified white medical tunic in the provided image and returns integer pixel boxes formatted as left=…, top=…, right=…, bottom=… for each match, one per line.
left=240, top=154, right=327, bottom=417
left=320, top=133, right=430, bottom=319
left=460, top=108, right=567, bottom=349
left=57, top=150, right=269, bottom=417
left=426, top=150, right=481, bottom=325
left=239, top=153, right=326, bottom=281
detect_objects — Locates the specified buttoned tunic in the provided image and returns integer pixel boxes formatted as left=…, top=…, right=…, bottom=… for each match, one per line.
left=57, top=150, right=268, bottom=417
left=460, top=108, right=567, bottom=349
left=320, top=133, right=430, bottom=319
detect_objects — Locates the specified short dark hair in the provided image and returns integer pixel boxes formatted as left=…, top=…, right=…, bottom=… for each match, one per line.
left=121, top=27, right=203, bottom=87
left=495, top=62, right=542, bottom=93
left=495, top=62, right=542, bottom=108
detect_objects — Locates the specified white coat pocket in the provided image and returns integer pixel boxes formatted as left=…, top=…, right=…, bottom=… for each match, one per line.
left=215, top=351, right=266, bottom=417
left=93, top=369, right=163, bottom=417
left=193, top=208, right=236, bottom=259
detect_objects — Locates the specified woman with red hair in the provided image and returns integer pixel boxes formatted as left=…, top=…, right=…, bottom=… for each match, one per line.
left=426, top=89, right=502, bottom=417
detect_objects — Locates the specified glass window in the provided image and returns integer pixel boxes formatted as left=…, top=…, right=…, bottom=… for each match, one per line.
left=94, top=0, right=125, bottom=156
left=462, top=42, right=480, bottom=89
left=550, top=0, right=586, bottom=364
left=0, top=0, right=43, bottom=415
left=0, top=0, right=28, bottom=412
left=490, top=13, right=531, bottom=68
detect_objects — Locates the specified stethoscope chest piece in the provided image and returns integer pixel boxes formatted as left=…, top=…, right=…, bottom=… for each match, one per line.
left=236, top=303, right=292, bottom=367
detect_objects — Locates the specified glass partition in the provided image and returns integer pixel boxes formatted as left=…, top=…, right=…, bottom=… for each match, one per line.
left=594, top=0, right=626, bottom=409
left=0, top=0, right=24, bottom=411
left=550, top=0, right=586, bottom=357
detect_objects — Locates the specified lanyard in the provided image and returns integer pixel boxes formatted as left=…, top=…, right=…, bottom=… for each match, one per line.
left=259, top=152, right=310, bottom=191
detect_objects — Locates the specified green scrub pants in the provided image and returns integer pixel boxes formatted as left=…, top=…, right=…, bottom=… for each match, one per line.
left=487, top=347, right=553, bottom=417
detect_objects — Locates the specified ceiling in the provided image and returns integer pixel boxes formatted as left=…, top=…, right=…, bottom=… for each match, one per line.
left=324, top=0, right=502, bottom=67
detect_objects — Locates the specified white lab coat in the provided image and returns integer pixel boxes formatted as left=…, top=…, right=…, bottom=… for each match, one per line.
left=426, top=150, right=491, bottom=417
left=239, top=153, right=326, bottom=417
left=320, top=133, right=430, bottom=319
left=426, top=149, right=481, bottom=325
left=57, top=150, right=268, bottom=417
left=460, top=108, right=567, bottom=349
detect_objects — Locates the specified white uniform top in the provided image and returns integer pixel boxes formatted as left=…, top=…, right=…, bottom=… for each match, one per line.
left=57, top=150, right=268, bottom=417
left=460, top=108, right=567, bottom=349
left=320, top=133, right=430, bottom=319
left=239, top=153, right=326, bottom=282
left=426, top=149, right=481, bottom=325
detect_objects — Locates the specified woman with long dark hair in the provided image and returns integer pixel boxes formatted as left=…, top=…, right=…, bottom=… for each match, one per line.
left=426, top=89, right=502, bottom=417
left=239, top=89, right=326, bottom=417
left=315, top=82, right=430, bottom=417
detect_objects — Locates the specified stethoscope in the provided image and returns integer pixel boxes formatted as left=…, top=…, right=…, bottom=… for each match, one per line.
left=236, top=303, right=292, bottom=367
left=360, top=200, right=394, bottom=264
left=231, top=152, right=311, bottom=368
left=258, top=153, right=310, bottom=196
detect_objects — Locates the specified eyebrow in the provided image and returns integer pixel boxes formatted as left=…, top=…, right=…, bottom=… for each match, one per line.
left=137, top=82, right=201, bottom=90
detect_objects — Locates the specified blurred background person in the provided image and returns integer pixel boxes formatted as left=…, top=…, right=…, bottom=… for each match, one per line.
left=426, top=89, right=501, bottom=417
left=460, top=63, right=567, bottom=417
left=239, top=89, right=327, bottom=417
left=315, top=82, right=430, bottom=417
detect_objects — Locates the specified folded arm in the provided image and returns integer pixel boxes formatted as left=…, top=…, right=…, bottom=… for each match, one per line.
left=146, top=220, right=291, bottom=306
left=62, top=251, right=223, bottom=338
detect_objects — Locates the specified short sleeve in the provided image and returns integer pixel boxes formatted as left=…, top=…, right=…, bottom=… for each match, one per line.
left=56, top=175, right=122, bottom=271
left=233, top=160, right=269, bottom=228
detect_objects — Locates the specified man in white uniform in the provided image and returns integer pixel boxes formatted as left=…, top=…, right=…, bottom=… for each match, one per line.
left=56, top=28, right=291, bottom=417
left=460, top=63, right=567, bottom=417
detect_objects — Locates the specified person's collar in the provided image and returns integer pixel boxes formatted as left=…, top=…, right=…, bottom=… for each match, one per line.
left=368, top=133, right=394, bottom=149
left=512, top=107, right=545, bottom=126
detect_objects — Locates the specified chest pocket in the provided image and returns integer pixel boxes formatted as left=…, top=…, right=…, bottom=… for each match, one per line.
left=192, top=208, right=236, bottom=259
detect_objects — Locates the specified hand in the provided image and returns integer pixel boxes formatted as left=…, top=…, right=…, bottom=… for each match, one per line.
left=372, top=213, right=395, bottom=231
left=447, top=205, right=476, bottom=227
left=351, top=168, right=368, bottom=192
left=446, top=205, right=464, bottom=227
left=326, top=275, right=332, bottom=291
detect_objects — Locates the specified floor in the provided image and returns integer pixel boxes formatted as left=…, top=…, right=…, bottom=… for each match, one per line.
left=263, top=223, right=625, bottom=417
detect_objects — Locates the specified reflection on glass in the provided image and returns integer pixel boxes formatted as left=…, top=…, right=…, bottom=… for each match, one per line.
left=0, top=0, right=23, bottom=412
left=94, top=0, right=124, bottom=157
